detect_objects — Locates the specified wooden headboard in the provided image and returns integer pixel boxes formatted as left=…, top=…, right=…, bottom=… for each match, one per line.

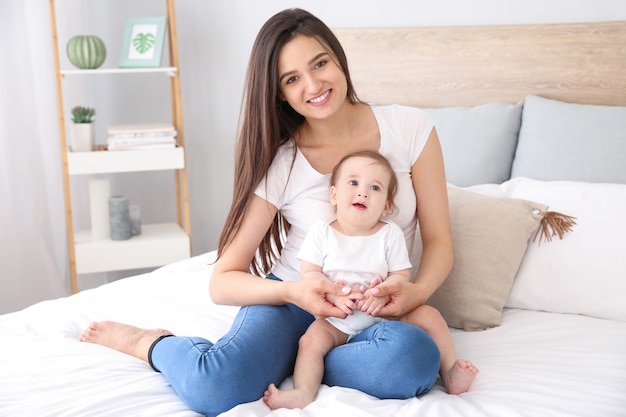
left=333, top=21, right=626, bottom=108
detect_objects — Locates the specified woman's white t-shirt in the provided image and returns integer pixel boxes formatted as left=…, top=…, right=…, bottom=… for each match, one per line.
left=254, top=104, right=433, bottom=282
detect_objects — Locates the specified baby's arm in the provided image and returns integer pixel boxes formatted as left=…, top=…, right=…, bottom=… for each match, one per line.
left=359, top=269, right=411, bottom=316
left=301, top=260, right=358, bottom=316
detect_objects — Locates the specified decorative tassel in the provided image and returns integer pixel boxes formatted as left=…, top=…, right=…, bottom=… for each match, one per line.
left=533, top=211, right=577, bottom=243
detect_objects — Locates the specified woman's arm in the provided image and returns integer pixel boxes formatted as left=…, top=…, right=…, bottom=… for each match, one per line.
left=409, top=127, right=454, bottom=298
left=372, top=128, right=454, bottom=319
left=210, top=195, right=348, bottom=318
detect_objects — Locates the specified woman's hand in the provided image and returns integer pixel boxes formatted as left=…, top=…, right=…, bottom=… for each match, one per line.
left=286, top=278, right=360, bottom=319
left=368, top=280, right=430, bottom=320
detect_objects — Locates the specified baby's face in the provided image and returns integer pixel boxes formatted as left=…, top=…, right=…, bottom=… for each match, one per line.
left=330, top=156, right=392, bottom=230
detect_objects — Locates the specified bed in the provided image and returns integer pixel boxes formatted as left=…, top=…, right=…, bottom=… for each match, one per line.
left=2, top=21, right=626, bottom=417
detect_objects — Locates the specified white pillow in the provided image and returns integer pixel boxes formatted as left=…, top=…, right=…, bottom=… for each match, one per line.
left=502, top=178, right=626, bottom=322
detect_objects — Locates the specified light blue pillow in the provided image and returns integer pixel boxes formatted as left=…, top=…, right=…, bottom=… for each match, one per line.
left=511, top=95, right=626, bottom=183
left=424, top=103, right=522, bottom=187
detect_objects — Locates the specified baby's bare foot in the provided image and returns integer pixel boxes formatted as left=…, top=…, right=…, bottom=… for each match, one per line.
left=80, top=321, right=172, bottom=363
left=263, top=383, right=314, bottom=410
left=444, top=359, right=479, bottom=395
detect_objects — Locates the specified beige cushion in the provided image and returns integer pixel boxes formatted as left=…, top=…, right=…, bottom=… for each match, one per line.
left=411, top=185, right=546, bottom=331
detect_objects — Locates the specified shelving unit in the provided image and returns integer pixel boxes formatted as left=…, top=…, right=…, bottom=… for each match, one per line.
left=49, top=0, right=191, bottom=293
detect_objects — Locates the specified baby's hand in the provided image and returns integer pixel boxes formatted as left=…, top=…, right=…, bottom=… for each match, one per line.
left=327, top=293, right=358, bottom=315
left=327, top=280, right=362, bottom=315
left=358, top=277, right=389, bottom=316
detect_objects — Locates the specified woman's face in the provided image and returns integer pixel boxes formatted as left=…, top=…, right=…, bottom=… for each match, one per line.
left=277, top=35, right=348, bottom=121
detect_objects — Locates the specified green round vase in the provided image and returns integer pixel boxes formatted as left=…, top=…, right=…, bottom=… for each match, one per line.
left=67, top=35, right=107, bottom=69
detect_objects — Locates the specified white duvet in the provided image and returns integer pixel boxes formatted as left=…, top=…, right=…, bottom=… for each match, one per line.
left=1, top=252, right=625, bottom=417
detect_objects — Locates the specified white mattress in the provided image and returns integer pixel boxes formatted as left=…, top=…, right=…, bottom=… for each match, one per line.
left=1, top=252, right=625, bottom=417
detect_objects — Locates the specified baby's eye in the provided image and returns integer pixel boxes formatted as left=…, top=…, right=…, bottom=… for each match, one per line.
left=348, top=180, right=358, bottom=186
left=371, top=185, right=381, bottom=192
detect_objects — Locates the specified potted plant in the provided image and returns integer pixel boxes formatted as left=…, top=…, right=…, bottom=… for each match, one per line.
left=70, top=106, right=96, bottom=152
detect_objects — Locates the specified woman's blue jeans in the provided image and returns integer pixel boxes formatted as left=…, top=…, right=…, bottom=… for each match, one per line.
left=150, top=286, right=440, bottom=416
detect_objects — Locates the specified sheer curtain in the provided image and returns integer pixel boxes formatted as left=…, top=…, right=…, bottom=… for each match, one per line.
left=0, top=0, right=69, bottom=314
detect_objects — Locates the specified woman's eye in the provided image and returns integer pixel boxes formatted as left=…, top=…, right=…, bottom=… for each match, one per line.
left=285, top=76, right=298, bottom=85
left=315, top=60, right=327, bottom=69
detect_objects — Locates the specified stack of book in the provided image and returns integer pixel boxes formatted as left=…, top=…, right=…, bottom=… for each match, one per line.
left=106, top=123, right=177, bottom=151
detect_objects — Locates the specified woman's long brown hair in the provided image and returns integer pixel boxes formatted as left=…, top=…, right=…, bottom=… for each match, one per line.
left=217, top=8, right=361, bottom=276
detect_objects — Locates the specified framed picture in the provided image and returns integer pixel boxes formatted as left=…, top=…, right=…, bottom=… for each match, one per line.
left=118, top=17, right=167, bottom=68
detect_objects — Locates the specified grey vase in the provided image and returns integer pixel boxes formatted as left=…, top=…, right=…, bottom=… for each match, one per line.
left=109, top=196, right=131, bottom=241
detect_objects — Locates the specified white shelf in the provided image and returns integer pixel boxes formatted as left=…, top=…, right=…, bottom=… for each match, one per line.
left=61, top=67, right=178, bottom=77
left=74, top=222, right=190, bottom=274
left=67, top=147, right=185, bottom=175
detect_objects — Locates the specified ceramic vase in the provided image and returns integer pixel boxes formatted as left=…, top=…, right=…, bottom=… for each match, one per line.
left=109, top=196, right=131, bottom=241
left=70, top=123, right=95, bottom=152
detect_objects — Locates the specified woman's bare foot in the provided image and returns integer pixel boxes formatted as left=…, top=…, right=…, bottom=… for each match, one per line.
left=263, top=383, right=314, bottom=410
left=80, top=321, right=172, bottom=363
left=444, top=359, right=479, bottom=395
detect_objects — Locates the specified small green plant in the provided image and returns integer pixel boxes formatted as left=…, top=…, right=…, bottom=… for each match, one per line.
left=71, top=106, right=96, bottom=123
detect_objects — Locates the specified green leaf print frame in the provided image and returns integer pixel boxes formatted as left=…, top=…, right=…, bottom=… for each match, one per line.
left=118, top=17, right=167, bottom=68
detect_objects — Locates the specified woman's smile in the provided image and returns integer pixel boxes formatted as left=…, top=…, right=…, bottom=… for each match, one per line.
left=308, top=90, right=332, bottom=104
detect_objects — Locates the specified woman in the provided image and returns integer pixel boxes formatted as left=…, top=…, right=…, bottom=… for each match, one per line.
left=80, top=8, right=453, bottom=417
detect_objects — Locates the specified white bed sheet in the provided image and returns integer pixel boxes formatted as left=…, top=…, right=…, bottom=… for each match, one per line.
left=1, top=252, right=625, bottom=417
